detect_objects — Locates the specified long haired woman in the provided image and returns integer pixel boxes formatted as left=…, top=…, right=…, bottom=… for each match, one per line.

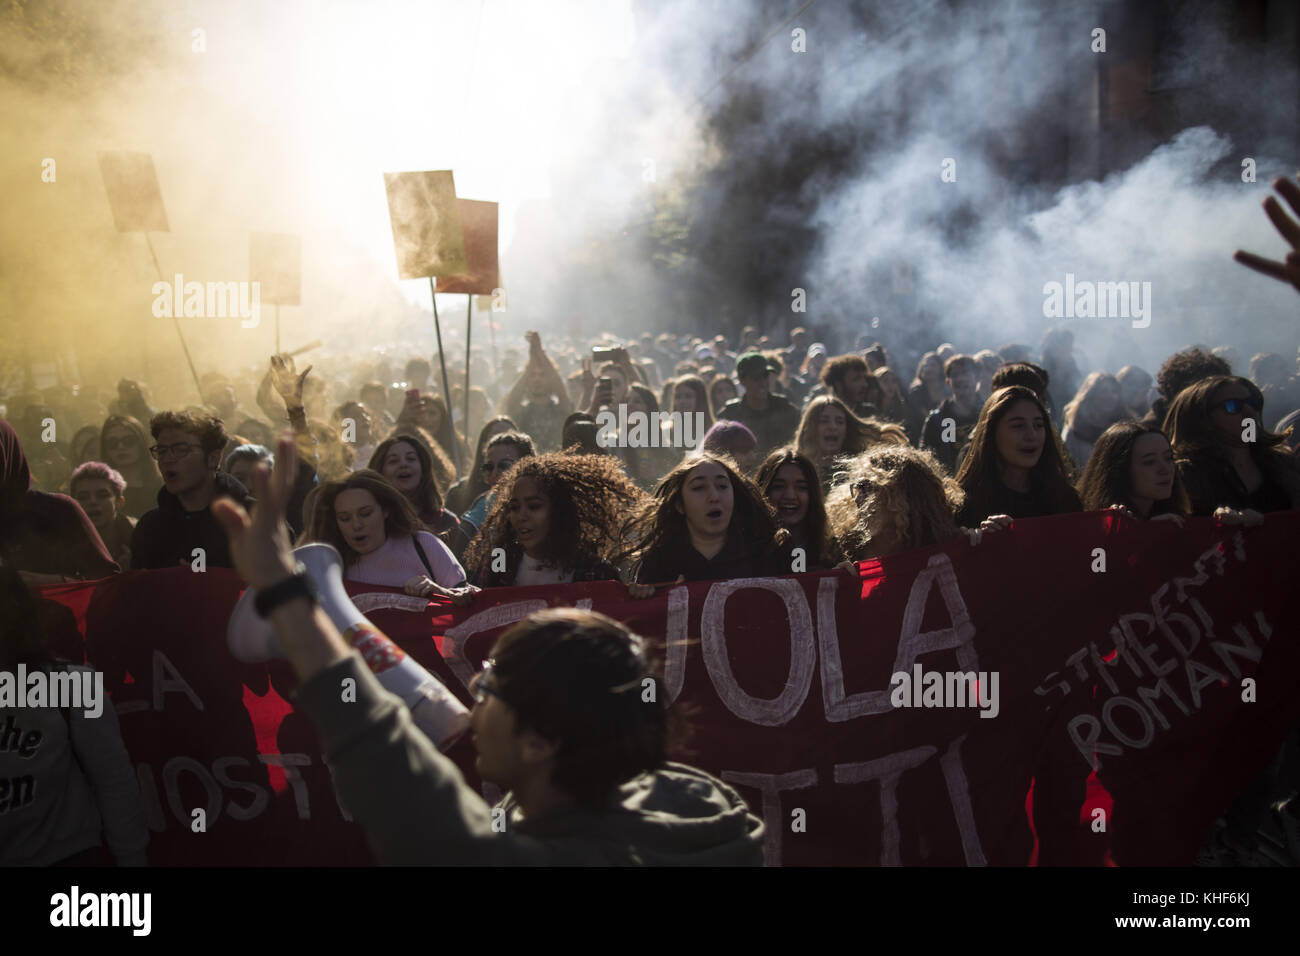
left=954, top=385, right=1081, bottom=527
left=463, top=453, right=645, bottom=588
left=620, top=452, right=792, bottom=591
left=755, top=448, right=844, bottom=570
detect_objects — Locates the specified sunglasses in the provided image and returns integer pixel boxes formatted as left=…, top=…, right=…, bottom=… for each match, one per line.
left=850, top=479, right=875, bottom=502
left=1217, top=396, right=1263, bottom=415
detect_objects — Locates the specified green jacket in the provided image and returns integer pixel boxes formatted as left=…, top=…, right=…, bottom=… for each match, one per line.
left=297, top=654, right=764, bottom=865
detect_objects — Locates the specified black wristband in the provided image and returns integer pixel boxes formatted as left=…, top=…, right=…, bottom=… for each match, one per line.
left=254, top=567, right=318, bottom=618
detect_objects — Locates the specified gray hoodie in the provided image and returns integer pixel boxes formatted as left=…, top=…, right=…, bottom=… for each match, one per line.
left=0, top=664, right=149, bottom=866
left=296, top=654, right=763, bottom=865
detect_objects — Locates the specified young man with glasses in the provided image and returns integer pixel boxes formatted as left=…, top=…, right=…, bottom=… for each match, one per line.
left=130, top=410, right=254, bottom=569
left=213, top=434, right=763, bottom=865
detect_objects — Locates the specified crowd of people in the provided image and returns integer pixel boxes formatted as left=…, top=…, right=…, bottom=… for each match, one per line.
left=3, top=175, right=1300, bottom=867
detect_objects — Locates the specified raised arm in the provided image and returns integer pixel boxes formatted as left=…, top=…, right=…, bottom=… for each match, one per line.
left=1235, top=175, right=1300, bottom=294
left=211, top=435, right=540, bottom=865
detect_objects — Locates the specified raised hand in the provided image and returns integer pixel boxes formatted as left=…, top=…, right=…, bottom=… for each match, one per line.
left=1234, top=176, right=1300, bottom=294
left=270, top=353, right=312, bottom=407
left=212, top=433, right=298, bottom=590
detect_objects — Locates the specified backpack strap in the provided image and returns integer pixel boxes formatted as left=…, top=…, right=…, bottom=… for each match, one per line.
left=411, top=533, right=436, bottom=578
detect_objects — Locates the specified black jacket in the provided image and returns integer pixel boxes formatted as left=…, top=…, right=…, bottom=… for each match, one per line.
left=130, top=472, right=254, bottom=570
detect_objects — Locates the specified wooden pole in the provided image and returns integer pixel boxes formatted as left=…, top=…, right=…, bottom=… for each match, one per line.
left=144, top=233, right=203, bottom=403
left=428, top=278, right=461, bottom=474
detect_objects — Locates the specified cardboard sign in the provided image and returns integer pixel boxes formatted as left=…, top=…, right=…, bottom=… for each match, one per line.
left=98, top=152, right=169, bottom=233
left=250, top=232, right=302, bottom=306
left=435, top=199, right=499, bottom=295
left=383, top=171, right=467, bottom=280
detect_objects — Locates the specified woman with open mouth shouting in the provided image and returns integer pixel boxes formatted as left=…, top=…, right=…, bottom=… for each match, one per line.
left=622, top=452, right=794, bottom=595
left=303, top=470, right=476, bottom=605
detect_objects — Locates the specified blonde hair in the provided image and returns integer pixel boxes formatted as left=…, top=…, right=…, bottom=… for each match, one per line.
left=795, top=395, right=907, bottom=465
left=828, top=445, right=964, bottom=559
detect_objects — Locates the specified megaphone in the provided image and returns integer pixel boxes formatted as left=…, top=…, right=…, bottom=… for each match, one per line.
left=228, top=543, right=470, bottom=750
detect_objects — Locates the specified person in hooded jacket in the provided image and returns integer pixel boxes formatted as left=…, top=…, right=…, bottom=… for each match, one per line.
left=130, top=410, right=253, bottom=570
left=0, top=418, right=118, bottom=587
left=212, top=436, right=763, bottom=865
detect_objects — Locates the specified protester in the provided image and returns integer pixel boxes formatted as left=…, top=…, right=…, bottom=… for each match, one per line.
left=464, top=454, right=642, bottom=588
left=716, top=352, right=801, bottom=457
left=794, top=396, right=907, bottom=488
left=617, top=383, right=676, bottom=486
left=1061, top=372, right=1127, bottom=470
left=99, top=414, right=162, bottom=520
left=623, top=453, right=794, bottom=590
left=68, top=425, right=101, bottom=472
left=1116, top=365, right=1154, bottom=420
left=1076, top=422, right=1189, bottom=519
left=1039, top=327, right=1081, bottom=424
left=130, top=410, right=252, bottom=570
left=332, top=400, right=377, bottom=467
left=560, top=412, right=605, bottom=456
left=1, top=419, right=119, bottom=585
left=755, top=449, right=845, bottom=570
left=700, top=420, right=759, bottom=474
left=212, top=452, right=764, bottom=864
left=991, top=362, right=1049, bottom=404
left=665, top=375, right=714, bottom=449
left=707, top=374, right=739, bottom=416
left=873, top=366, right=920, bottom=437
left=819, top=354, right=881, bottom=419
left=0, top=566, right=148, bottom=866
left=445, top=417, right=517, bottom=515
left=1142, top=347, right=1231, bottom=428
left=954, top=386, right=1082, bottom=527
left=368, top=434, right=469, bottom=558
left=827, top=444, right=966, bottom=561
left=1166, top=375, right=1300, bottom=515
left=499, top=332, right=573, bottom=453
left=920, top=355, right=984, bottom=476
left=304, top=469, right=473, bottom=602
left=973, top=350, right=1003, bottom=401
left=461, top=432, right=536, bottom=535
left=69, top=462, right=136, bottom=569
left=223, top=444, right=273, bottom=491
left=908, top=351, right=947, bottom=424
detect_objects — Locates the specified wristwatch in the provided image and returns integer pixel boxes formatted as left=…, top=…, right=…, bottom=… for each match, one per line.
left=253, top=564, right=319, bottom=618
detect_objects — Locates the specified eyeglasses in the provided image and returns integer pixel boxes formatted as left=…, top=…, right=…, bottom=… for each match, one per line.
left=149, top=442, right=202, bottom=461
left=103, top=434, right=138, bottom=450
left=470, top=658, right=502, bottom=705
left=481, top=459, right=517, bottom=474
left=1217, top=396, right=1263, bottom=415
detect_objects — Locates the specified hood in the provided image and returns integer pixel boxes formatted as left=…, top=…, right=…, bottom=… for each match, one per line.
left=0, top=417, right=32, bottom=517
left=514, top=762, right=763, bottom=865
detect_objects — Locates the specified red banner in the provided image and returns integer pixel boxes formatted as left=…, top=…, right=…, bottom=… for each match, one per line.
left=36, top=512, right=1300, bottom=866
